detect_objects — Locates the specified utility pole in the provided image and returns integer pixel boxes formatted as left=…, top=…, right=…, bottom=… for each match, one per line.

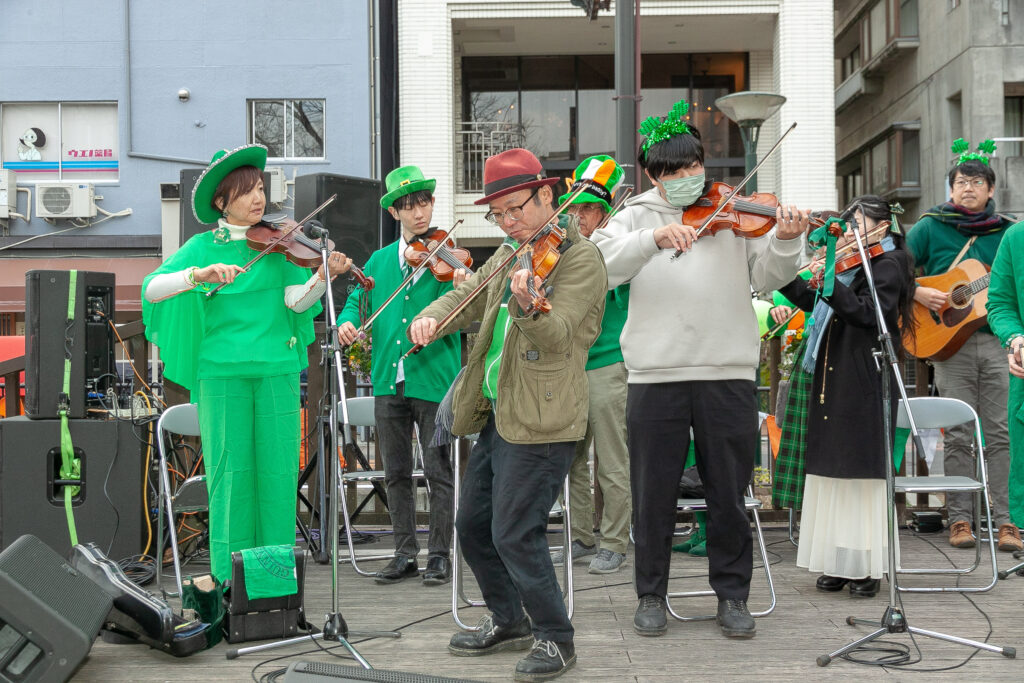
left=614, top=0, right=638, bottom=188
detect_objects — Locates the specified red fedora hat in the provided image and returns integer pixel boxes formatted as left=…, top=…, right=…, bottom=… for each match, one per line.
left=474, top=148, right=561, bottom=205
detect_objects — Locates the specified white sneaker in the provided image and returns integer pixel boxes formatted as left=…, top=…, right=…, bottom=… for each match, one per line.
left=550, top=540, right=596, bottom=566
left=588, top=548, right=626, bottom=574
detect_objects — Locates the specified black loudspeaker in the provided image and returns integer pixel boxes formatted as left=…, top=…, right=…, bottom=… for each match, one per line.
left=0, top=416, right=144, bottom=560
left=282, top=661, right=480, bottom=682
left=25, top=270, right=115, bottom=420
left=294, top=173, right=382, bottom=311
left=0, top=534, right=112, bottom=683
left=180, top=169, right=272, bottom=246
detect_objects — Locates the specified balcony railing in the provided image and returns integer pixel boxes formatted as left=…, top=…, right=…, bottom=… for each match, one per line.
left=455, top=121, right=526, bottom=194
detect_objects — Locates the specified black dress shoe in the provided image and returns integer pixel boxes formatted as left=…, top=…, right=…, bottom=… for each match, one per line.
left=816, top=575, right=851, bottom=592
left=374, top=555, right=418, bottom=585
left=633, top=594, right=667, bottom=636
left=716, top=599, right=755, bottom=638
left=514, top=640, right=576, bottom=682
left=849, top=578, right=880, bottom=598
left=449, top=614, right=533, bottom=656
left=422, top=555, right=452, bottom=586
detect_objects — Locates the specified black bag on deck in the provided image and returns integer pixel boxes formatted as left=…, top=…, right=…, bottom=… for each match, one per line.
left=223, top=547, right=307, bottom=643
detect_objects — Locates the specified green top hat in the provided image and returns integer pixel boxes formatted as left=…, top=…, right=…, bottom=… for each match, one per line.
left=192, top=144, right=268, bottom=225
left=558, top=155, right=625, bottom=213
left=380, top=165, right=436, bottom=209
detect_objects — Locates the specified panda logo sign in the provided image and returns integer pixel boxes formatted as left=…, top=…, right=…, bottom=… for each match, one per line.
left=18, top=127, right=46, bottom=161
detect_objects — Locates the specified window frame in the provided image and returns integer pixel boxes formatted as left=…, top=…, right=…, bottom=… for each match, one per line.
left=0, top=101, right=120, bottom=183
left=837, top=124, right=921, bottom=204
left=247, top=98, right=327, bottom=162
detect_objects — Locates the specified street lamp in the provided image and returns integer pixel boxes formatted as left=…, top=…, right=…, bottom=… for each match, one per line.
left=714, top=91, right=786, bottom=193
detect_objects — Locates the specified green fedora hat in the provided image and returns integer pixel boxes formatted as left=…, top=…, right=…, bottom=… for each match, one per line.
left=380, top=165, right=436, bottom=209
left=558, top=154, right=625, bottom=213
left=191, top=144, right=268, bottom=224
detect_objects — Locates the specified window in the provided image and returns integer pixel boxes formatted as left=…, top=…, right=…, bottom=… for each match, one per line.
left=1005, top=94, right=1024, bottom=157
left=838, top=125, right=919, bottom=203
left=248, top=99, right=325, bottom=160
left=0, top=102, right=118, bottom=182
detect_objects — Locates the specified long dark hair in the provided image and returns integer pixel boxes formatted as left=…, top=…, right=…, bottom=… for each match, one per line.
left=846, top=194, right=916, bottom=343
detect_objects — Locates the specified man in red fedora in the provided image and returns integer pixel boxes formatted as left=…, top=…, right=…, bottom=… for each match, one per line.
left=410, top=148, right=606, bottom=681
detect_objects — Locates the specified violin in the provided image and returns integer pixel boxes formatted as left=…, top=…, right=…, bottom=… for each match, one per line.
left=516, top=222, right=572, bottom=316
left=404, top=227, right=474, bottom=282
left=245, top=218, right=375, bottom=290
left=683, top=181, right=781, bottom=240
left=806, top=220, right=892, bottom=290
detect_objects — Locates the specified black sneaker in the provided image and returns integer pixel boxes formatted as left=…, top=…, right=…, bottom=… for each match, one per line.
left=448, top=614, right=533, bottom=657
left=514, top=639, right=576, bottom=682
left=633, top=594, right=667, bottom=636
left=716, top=599, right=755, bottom=638
left=422, top=555, right=452, bottom=586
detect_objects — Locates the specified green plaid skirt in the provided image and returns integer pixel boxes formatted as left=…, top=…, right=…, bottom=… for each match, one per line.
left=772, top=342, right=812, bottom=510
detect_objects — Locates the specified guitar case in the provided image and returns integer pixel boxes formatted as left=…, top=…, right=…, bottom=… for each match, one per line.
left=69, top=542, right=208, bottom=657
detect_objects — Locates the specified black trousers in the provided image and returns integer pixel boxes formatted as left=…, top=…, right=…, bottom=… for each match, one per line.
left=629, top=380, right=757, bottom=601
left=375, top=383, right=454, bottom=559
left=456, top=414, right=575, bottom=643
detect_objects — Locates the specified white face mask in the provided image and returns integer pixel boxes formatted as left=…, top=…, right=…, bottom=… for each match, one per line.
left=661, top=173, right=706, bottom=207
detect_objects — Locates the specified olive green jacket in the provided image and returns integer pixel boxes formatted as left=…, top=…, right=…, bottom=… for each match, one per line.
left=414, top=216, right=606, bottom=444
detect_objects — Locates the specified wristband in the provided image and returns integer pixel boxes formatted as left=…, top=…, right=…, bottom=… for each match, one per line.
left=1006, top=334, right=1024, bottom=350
left=185, top=266, right=199, bottom=287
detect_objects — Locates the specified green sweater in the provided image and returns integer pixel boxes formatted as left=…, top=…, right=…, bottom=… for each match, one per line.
left=906, top=214, right=1008, bottom=336
left=986, top=221, right=1024, bottom=347
left=586, top=286, right=628, bottom=370
left=337, top=240, right=461, bottom=402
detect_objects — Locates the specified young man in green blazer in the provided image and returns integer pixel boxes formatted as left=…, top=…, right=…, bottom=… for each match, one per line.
left=338, top=165, right=465, bottom=585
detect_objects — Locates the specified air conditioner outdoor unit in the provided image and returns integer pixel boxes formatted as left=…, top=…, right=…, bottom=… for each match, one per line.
left=36, top=182, right=97, bottom=219
left=266, top=166, right=287, bottom=203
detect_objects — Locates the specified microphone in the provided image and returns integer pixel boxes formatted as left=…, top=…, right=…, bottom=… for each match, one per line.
left=839, top=203, right=861, bottom=229
left=303, top=220, right=329, bottom=239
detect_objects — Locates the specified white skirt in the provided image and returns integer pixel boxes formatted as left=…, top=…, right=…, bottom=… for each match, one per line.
left=796, top=474, right=899, bottom=579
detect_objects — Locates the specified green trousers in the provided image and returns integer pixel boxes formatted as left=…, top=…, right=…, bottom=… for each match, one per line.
left=197, top=373, right=300, bottom=582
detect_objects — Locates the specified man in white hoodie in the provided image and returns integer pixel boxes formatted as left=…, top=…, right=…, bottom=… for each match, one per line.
left=592, top=101, right=808, bottom=639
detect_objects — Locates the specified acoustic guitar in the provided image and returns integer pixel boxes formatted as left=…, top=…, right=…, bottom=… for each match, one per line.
left=904, top=259, right=990, bottom=361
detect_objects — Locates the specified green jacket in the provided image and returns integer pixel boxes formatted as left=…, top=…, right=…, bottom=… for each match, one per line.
left=337, top=240, right=461, bottom=402
left=415, top=215, right=607, bottom=444
left=987, top=220, right=1024, bottom=347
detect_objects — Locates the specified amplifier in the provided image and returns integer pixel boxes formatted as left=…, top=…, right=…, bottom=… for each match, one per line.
left=0, top=416, right=145, bottom=560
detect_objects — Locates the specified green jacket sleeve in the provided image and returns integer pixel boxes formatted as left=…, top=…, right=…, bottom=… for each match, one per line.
left=987, top=222, right=1024, bottom=346
left=509, top=240, right=607, bottom=352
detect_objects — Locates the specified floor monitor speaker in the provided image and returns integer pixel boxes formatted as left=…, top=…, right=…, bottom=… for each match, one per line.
left=294, top=174, right=382, bottom=312
left=0, top=534, right=112, bottom=683
left=24, top=270, right=115, bottom=419
left=0, top=416, right=144, bottom=560
left=282, top=660, right=480, bottom=682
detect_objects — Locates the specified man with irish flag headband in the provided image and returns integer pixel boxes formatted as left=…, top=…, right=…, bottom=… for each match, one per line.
left=592, top=100, right=808, bottom=640
left=550, top=155, right=633, bottom=576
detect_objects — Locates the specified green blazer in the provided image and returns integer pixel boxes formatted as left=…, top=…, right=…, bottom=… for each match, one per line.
left=337, top=240, right=461, bottom=402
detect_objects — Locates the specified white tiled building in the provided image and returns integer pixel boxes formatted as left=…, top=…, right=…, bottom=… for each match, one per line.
left=397, top=0, right=836, bottom=245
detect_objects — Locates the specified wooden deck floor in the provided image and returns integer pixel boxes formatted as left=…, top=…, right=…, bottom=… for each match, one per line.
left=74, top=525, right=1024, bottom=682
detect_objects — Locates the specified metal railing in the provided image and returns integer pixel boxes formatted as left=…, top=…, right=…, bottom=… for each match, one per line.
left=455, top=121, right=526, bottom=194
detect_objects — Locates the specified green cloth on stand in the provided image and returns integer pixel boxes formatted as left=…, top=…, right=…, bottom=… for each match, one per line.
left=182, top=575, right=224, bottom=649
left=239, top=545, right=297, bottom=600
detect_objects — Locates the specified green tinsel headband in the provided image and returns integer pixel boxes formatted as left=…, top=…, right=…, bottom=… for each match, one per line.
left=638, top=100, right=692, bottom=153
left=952, top=138, right=996, bottom=165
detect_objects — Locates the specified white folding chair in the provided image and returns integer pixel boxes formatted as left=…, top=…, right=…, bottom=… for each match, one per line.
left=155, top=403, right=208, bottom=600
left=451, top=435, right=574, bottom=630
left=895, top=396, right=997, bottom=593
left=666, top=487, right=776, bottom=621
left=337, top=396, right=426, bottom=576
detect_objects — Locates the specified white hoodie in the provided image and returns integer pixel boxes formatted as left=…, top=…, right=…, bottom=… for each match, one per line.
left=592, top=187, right=802, bottom=383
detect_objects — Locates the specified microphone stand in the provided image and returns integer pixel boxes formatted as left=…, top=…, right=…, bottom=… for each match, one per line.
left=817, top=210, right=1014, bottom=666
left=227, top=228, right=400, bottom=663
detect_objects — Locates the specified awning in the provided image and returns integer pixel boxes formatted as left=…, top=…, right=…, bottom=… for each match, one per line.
left=0, top=257, right=163, bottom=313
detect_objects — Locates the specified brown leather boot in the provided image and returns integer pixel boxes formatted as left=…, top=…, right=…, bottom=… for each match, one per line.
left=997, top=524, right=1023, bottom=552
left=948, top=520, right=976, bottom=548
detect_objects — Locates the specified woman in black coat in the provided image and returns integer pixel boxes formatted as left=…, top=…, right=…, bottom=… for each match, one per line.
left=777, top=195, right=915, bottom=598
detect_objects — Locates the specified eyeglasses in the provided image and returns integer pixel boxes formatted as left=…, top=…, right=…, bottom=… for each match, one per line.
left=484, top=188, right=539, bottom=225
left=952, top=178, right=988, bottom=189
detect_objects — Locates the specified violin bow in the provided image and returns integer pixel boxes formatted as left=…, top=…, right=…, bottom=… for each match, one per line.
left=351, top=219, right=466, bottom=338
left=671, top=121, right=797, bottom=259
left=760, top=307, right=800, bottom=341
left=206, top=194, right=337, bottom=297
left=590, top=186, right=635, bottom=233
left=399, top=185, right=588, bottom=360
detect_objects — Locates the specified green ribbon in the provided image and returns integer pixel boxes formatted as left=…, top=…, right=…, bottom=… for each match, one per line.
left=60, top=270, right=80, bottom=546
left=807, top=217, right=845, bottom=298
